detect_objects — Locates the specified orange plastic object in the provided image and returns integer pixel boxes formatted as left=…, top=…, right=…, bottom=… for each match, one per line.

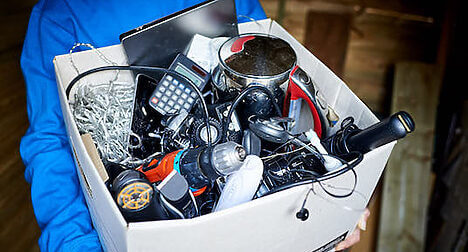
left=137, top=150, right=181, bottom=183
left=192, top=186, right=207, bottom=197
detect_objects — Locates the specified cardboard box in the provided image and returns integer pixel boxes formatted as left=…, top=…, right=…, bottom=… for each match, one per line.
left=54, top=19, right=395, bottom=252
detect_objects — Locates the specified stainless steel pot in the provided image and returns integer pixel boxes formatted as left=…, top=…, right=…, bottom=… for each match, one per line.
left=213, top=33, right=297, bottom=93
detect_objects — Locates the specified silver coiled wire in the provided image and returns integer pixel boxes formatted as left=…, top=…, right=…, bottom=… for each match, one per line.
left=69, top=43, right=141, bottom=167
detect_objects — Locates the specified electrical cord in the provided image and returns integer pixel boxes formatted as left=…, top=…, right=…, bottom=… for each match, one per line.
left=65, top=65, right=212, bottom=147
left=326, top=117, right=360, bottom=155
left=223, top=85, right=283, bottom=141
left=199, top=200, right=215, bottom=213
left=316, top=154, right=357, bottom=198
left=261, top=133, right=321, bottom=161
left=262, top=116, right=364, bottom=198
left=261, top=151, right=362, bottom=197
left=188, top=191, right=200, bottom=217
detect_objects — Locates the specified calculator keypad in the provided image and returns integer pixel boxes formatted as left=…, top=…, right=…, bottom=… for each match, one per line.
left=149, top=75, right=199, bottom=115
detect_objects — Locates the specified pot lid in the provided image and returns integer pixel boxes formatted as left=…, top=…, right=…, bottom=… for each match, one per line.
left=219, top=33, right=297, bottom=77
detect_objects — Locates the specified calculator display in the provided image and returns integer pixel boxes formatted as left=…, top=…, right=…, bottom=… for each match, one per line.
left=175, top=64, right=202, bottom=87
left=149, top=53, right=210, bottom=116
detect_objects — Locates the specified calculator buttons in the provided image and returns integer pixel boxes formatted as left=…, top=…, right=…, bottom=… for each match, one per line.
left=149, top=55, right=209, bottom=116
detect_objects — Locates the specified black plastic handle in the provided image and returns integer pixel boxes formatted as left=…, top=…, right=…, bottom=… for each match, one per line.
left=346, top=111, right=415, bottom=153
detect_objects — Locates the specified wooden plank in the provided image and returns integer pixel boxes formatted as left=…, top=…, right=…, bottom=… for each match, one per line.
left=377, top=62, right=442, bottom=252
left=261, top=0, right=439, bottom=113
left=349, top=182, right=383, bottom=252
left=343, top=14, right=438, bottom=114
left=303, top=11, right=352, bottom=77
left=430, top=101, right=468, bottom=251
left=260, top=0, right=442, bottom=18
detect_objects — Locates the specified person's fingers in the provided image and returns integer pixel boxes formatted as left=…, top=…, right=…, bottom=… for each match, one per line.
left=358, top=208, right=371, bottom=231
left=363, top=208, right=370, bottom=220
left=335, top=209, right=369, bottom=250
left=335, top=228, right=361, bottom=251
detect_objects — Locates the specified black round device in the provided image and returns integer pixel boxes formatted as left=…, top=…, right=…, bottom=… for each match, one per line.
left=248, top=116, right=292, bottom=143
left=191, top=118, right=223, bottom=146
left=111, top=169, right=168, bottom=222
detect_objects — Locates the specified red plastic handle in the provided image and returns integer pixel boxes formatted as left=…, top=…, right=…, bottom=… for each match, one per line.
left=284, top=67, right=323, bottom=138
left=230, top=36, right=255, bottom=53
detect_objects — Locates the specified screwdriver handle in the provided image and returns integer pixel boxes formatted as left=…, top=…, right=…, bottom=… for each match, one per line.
left=346, top=111, right=415, bottom=153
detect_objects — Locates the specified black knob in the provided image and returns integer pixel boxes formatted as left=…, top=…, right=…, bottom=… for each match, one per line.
left=296, top=208, right=309, bottom=221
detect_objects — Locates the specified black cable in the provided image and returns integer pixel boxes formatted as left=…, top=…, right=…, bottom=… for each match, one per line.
left=288, top=156, right=358, bottom=198
left=199, top=200, right=214, bottom=213
left=267, top=169, right=288, bottom=181
left=286, top=147, right=324, bottom=168
left=294, top=157, right=358, bottom=221
left=65, top=65, right=212, bottom=147
left=261, top=151, right=362, bottom=196
left=317, top=167, right=357, bottom=198
left=223, top=85, right=283, bottom=141
left=326, top=117, right=360, bottom=155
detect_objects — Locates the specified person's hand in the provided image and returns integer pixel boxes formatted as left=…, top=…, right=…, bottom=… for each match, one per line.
left=335, top=208, right=370, bottom=251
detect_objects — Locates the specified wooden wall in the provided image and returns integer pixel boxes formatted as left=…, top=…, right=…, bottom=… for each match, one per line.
left=260, top=0, right=440, bottom=115
left=0, top=1, right=40, bottom=251
left=259, top=0, right=442, bottom=251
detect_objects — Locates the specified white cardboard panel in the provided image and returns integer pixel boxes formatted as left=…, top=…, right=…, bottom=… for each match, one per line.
left=53, top=19, right=395, bottom=252
left=54, top=53, right=129, bottom=252
left=126, top=145, right=393, bottom=252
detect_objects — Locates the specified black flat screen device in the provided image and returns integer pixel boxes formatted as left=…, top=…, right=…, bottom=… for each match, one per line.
left=120, top=0, right=239, bottom=68
left=129, top=74, right=164, bottom=159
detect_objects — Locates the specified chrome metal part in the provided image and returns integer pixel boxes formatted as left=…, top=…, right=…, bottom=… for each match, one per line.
left=211, top=141, right=246, bottom=176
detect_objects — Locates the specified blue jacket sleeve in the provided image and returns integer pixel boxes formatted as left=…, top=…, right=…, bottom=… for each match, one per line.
left=20, top=3, right=102, bottom=252
left=20, top=0, right=265, bottom=251
left=236, top=0, right=267, bottom=22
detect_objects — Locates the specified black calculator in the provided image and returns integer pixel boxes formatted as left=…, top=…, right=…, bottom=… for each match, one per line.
left=149, top=53, right=210, bottom=115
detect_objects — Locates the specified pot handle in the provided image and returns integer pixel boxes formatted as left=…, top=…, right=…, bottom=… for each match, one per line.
left=212, top=66, right=227, bottom=91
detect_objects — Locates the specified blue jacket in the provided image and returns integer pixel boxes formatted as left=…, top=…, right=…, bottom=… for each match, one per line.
left=20, top=1, right=266, bottom=251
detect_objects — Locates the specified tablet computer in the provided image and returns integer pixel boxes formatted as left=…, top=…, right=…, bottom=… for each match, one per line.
left=120, top=0, right=238, bottom=68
